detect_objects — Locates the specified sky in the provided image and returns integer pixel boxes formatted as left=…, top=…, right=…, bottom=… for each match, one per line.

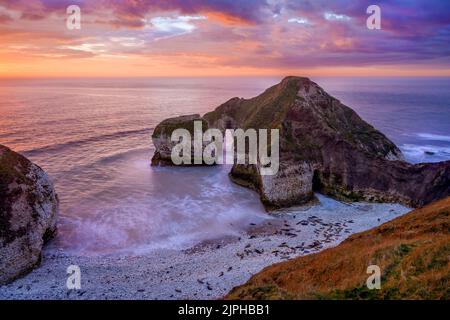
left=0, top=0, right=449, bottom=78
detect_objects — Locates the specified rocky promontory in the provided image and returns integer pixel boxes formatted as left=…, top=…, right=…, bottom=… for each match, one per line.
left=0, top=144, right=59, bottom=284
left=151, top=76, right=450, bottom=209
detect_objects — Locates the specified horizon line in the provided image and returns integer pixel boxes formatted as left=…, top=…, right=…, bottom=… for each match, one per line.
left=2, top=74, right=450, bottom=80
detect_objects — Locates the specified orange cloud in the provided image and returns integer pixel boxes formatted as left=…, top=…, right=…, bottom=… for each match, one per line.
left=205, top=11, right=255, bottom=26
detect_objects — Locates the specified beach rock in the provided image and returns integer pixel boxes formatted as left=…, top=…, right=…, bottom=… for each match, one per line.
left=152, top=76, right=450, bottom=208
left=0, top=144, right=59, bottom=285
left=151, top=114, right=210, bottom=166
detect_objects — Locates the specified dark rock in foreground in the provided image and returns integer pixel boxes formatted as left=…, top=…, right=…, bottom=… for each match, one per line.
left=152, top=76, right=450, bottom=209
left=0, top=144, right=59, bottom=284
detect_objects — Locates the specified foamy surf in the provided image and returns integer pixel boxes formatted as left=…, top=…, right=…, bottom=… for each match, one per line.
left=417, top=133, right=450, bottom=142
left=401, top=144, right=450, bottom=163
left=49, top=150, right=270, bottom=256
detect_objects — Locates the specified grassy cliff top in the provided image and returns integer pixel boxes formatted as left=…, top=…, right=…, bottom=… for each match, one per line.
left=152, top=114, right=208, bottom=138
left=226, top=196, right=450, bottom=300
left=204, top=76, right=307, bottom=130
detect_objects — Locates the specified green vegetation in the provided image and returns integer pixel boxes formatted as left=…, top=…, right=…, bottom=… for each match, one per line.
left=152, top=115, right=208, bottom=138
left=204, top=76, right=304, bottom=130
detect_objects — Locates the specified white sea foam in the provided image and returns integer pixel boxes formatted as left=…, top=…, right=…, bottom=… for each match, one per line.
left=53, top=153, right=269, bottom=256
left=417, top=133, right=450, bottom=142
left=401, top=144, right=450, bottom=163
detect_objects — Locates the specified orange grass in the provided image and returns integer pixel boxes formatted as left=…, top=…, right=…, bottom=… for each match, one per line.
left=227, top=197, right=450, bottom=300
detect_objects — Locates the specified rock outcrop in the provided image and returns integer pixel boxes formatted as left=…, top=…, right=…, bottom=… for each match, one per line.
left=0, top=144, right=59, bottom=284
left=226, top=196, right=450, bottom=300
left=152, top=76, right=450, bottom=209
left=151, top=114, right=209, bottom=166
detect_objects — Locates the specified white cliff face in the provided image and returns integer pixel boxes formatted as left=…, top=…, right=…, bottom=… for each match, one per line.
left=259, top=162, right=315, bottom=207
left=151, top=114, right=213, bottom=166
left=152, top=131, right=176, bottom=162
left=0, top=145, right=59, bottom=285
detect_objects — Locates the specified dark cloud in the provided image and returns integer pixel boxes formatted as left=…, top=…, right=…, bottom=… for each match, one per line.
left=0, top=0, right=271, bottom=26
left=100, top=0, right=272, bottom=26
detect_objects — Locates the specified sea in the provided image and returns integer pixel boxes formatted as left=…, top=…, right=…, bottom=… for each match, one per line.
left=1, top=76, right=449, bottom=255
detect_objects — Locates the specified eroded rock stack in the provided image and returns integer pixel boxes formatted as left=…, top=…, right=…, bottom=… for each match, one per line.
left=0, top=144, right=59, bottom=284
left=151, top=114, right=209, bottom=166
left=151, top=77, right=450, bottom=209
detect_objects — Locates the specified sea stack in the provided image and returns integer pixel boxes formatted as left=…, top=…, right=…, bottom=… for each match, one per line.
left=152, top=76, right=450, bottom=209
left=151, top=114, right=210, bottom=166
left=0, top=144, right=59, bottom=284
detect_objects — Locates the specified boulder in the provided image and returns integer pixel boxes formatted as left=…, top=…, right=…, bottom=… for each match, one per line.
left=0, top=144, right=59, bottom=284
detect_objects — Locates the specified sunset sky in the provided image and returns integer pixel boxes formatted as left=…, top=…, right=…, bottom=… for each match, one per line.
left=1, top=0, right=449, bottom=78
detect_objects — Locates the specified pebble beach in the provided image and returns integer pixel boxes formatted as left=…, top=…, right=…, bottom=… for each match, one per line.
left=0, top=195, right=409, bottom=300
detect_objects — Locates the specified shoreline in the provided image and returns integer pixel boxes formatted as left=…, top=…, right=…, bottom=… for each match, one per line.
left=0, top=195, right=410, bottom=300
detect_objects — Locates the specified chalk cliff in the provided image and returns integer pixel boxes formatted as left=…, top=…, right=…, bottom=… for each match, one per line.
left=152, top=77, right=450, bottom=209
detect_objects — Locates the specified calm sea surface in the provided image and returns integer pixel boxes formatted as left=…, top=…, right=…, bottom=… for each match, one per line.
left=1, top=77, right=449, bottom=255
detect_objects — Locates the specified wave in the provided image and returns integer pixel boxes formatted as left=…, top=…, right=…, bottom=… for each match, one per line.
left=400, top=144, right=450, bottom=163
left=22, top=128, right=153, bottom=156
left=417, top=133, right=450, bottom=142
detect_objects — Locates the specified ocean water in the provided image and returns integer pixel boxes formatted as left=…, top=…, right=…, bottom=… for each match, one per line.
left=0, top=77, right=449, bottom=255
